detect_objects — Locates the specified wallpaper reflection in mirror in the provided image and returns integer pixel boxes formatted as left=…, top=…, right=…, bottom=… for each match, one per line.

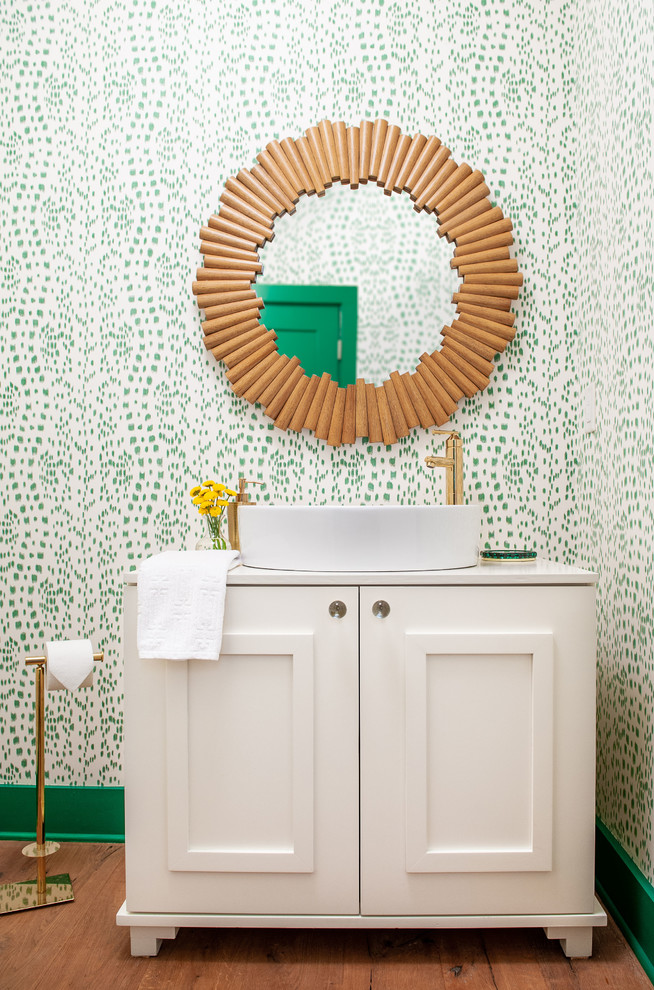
left=258, top=183, right=458, bottom=382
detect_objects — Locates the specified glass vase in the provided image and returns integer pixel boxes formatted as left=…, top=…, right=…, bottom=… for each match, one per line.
left=205, top=511, right=227, bottom=550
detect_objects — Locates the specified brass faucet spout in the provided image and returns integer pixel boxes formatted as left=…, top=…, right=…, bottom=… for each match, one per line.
left=424, top=430, right=464, bottom=505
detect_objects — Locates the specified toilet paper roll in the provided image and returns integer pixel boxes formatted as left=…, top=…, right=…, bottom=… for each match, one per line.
left=45, top=640, right=95, bottom=692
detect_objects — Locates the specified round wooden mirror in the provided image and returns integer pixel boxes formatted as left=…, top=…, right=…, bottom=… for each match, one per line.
left=193, top=119, right=522, bottom=447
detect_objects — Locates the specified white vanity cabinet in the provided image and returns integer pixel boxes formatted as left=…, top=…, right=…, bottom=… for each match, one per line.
left=117, top=562, right=606, bottom=957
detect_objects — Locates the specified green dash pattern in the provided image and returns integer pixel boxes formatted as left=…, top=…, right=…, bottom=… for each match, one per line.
left=0, top=0, right=652, bottom=886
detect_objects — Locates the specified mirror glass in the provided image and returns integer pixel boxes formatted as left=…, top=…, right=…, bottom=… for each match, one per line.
left=257, top=182, right=458, bottom=383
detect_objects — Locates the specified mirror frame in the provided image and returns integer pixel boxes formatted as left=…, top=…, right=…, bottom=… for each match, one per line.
left=193, top=119, right=522, bottom=446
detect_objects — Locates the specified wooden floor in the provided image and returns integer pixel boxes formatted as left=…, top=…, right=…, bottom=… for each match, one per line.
left=0, top=842, right=651, bottom=990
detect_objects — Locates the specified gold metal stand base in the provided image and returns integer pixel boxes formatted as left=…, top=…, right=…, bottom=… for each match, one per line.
left=22, top=839, right=61, bottom=858
left=0, top=874, right=74, bottom=915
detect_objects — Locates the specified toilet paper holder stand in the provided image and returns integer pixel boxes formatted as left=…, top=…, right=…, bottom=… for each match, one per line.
left=0, top=648, right=104, bottom=915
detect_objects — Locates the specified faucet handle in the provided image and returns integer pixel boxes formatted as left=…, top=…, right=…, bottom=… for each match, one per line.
left=431, top=428, right=461, bottom=440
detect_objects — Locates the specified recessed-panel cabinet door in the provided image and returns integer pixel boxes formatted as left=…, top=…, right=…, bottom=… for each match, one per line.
left=360, top=585, right=596, bottom=917
left=124, top=584, right=359, bottom=915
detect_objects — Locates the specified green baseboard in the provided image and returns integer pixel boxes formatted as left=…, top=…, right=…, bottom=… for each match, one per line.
left=0, top=785, right=125, bottom=843
left=595, top=818, right=654, bottom=985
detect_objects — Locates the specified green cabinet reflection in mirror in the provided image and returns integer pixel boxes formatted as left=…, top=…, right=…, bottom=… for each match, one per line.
left=257, top=285, right=357, bottom=386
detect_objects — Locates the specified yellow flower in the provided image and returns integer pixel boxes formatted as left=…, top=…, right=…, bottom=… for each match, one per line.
left=189, top=477, right=239, bottom=520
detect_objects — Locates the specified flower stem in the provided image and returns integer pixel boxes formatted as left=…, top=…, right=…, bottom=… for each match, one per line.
left=206, top=511, right=227, bottom=550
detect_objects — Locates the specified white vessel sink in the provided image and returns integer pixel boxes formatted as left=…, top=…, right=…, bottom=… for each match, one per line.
left=238, top=504, right=482, bottom=572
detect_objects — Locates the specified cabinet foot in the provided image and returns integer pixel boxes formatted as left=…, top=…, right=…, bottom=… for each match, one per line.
left=544, top=925, right=593, bottom=958
left=129, top=925, right=179, bottom=957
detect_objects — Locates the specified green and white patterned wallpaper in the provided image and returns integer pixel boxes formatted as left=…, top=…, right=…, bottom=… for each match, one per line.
left=575, top=0, right=654, bottom=879
left=0, top=0, right=650, bottom=886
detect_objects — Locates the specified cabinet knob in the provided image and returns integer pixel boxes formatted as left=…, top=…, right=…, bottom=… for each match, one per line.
left=372, top=600, right=390, bottom=618
left=328, top=600, right=347, bottom=619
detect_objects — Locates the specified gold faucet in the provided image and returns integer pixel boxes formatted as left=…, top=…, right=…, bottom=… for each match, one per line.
left=424, top=429, right=464, bottom=505
left=227, top=477, right=264, bottom=551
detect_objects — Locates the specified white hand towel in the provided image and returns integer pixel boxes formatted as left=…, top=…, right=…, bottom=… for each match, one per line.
left=137, top=550, right=240, bottom=661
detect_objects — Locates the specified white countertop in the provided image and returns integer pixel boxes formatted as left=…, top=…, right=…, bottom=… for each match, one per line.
left=124, top=557, right=597, bottom=586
